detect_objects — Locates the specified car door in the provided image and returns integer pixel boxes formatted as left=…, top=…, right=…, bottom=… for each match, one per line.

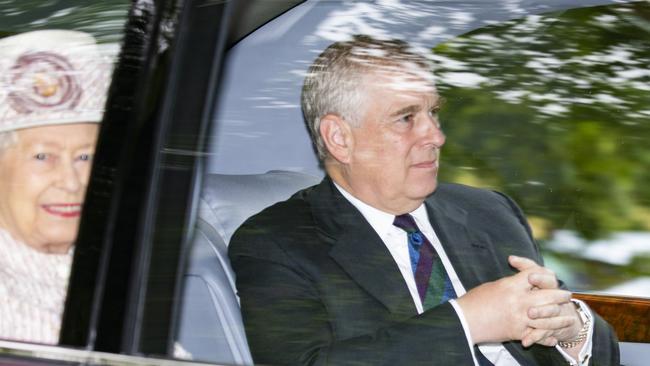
left=0, top=0, right=240, bottom=364
left=204, top=0, right=650, bottom=365
left=1, top=0, right=648, bottom=365
left=58, top=0, right=238, bottom=359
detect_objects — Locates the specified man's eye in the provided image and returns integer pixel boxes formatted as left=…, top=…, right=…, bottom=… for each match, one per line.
left=429, top=108, right=442, bottom=128
left=398, top=114, right=414, bottom=123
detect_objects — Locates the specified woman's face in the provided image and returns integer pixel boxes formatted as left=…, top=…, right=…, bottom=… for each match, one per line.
left=0, top=123, right=98, bottom=253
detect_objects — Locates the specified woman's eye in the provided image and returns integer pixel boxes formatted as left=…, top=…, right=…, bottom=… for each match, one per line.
left=77, top=153, right=92, bottom=161
left=34, top=153, right=48, bottom=161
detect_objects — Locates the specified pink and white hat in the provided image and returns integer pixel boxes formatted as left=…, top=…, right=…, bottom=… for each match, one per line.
left=0, top=30, right=114, bottom=133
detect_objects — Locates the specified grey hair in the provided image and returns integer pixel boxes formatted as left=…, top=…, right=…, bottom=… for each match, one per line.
left=301, top=34, right=435, bottom=160
left=0, top=130, right=18, bottom=153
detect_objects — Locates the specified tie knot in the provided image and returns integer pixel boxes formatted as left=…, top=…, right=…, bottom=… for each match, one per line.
left=393, top=213, right=418, bottom=233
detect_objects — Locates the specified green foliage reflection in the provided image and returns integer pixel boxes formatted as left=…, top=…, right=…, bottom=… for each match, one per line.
left=434, top=2, right=650, bottom=241
left=0, top=0, right=128, bottom=43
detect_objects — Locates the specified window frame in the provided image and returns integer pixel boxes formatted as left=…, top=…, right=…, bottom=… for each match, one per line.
left=60, top=0, right=309, bottom=359
left=0, top=0, right=646, bottom=364
left=59, top=0, right=232, bottom=357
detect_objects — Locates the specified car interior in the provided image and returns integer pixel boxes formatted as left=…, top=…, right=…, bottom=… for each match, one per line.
left=176, top=170, right=320, bottom=364
left=0, top=1, right=648, bottom=365
left=178, top=0, right=650, bottom=364
left=175, top=171, right=648, bottom=366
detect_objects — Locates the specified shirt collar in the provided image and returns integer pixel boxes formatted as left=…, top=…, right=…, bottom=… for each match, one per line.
left=333, top=182, right=429, bottom=234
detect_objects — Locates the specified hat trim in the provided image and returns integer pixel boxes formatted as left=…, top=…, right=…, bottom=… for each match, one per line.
left=0, top=113, right=102, bottom=134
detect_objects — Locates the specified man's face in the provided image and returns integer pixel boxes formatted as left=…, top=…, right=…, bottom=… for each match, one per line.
left=0, top=123, right=98, bottom=253
left=343, top=70, right=445, bottom=214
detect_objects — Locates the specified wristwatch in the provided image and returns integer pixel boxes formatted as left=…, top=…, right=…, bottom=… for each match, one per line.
left=558, top=304, right=590, bottom=348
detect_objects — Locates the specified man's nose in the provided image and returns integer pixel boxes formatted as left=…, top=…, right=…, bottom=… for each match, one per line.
left=420, top=116, right=446, bottom=148
left=431, top=124, right=446, bottom=148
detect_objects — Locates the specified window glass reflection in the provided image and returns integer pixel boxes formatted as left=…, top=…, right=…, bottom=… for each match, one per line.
left=0, top=0, right=127, bottom=344
left=433, top=2, right=650, bottom=296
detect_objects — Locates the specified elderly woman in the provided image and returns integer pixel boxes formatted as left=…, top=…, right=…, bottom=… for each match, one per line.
left=0, top=30, right=113, bottom=344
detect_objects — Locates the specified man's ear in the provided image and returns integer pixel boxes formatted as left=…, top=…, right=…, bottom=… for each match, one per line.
left=320, top=114, right=352, bottom=164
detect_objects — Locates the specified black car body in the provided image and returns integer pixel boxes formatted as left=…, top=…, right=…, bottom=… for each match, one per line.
left=0, top=0, right=649, bottom=365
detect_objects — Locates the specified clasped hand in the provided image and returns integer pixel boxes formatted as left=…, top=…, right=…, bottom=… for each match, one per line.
left=457, top=256, right=583, bottom=348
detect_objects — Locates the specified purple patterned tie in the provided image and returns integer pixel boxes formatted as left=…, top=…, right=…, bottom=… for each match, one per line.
left=394, top=214, right=493, bottom=366
left=393, top=213, right=456, bottom=306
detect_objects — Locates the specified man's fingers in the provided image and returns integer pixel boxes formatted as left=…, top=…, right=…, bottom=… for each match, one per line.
left=529, top=303, right=562, bottom=319
left=537, top=337, right=557, bottom=347
left=529, top=288, right=572, bottom=307
left=528, top=273, right=559, bottom=290
left=535, top=336, right=558, bottom=347
left=522, top=328, right=555, bottom=347
left=508, top=255, right=540, bottom=272
left=528, top=315, right=576, bottom=331
left=509, top=256, right=556, bottom=278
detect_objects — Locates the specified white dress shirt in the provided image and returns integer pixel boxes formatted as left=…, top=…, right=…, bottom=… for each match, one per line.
left=334, top=183, right=594, bottom=365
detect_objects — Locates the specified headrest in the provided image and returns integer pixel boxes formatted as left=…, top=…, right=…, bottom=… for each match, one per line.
left=200, top=170, right=321, bottom=244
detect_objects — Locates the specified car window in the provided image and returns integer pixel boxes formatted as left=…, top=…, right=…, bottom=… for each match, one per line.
left=141, top=0, right=650, bottom=364
left=0, top=0, right=128, bottom=347
left=206, top=0, right=649, bottom=300
left=182, top=1, right=650, bottom=363
left=431, top=1, right=650, bottom=297
left=10, top=1, right=648, bottom=365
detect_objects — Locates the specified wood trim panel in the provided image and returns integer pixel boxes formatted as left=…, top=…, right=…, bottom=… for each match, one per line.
left=574, top=293, right=650, bottom=343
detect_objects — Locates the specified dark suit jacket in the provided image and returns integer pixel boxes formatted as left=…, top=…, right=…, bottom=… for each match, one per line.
left=229, top=177, right=619, bottom=365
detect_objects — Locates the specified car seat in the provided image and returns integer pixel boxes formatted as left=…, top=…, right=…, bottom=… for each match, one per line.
left=175, top=170, right=320, bottom=365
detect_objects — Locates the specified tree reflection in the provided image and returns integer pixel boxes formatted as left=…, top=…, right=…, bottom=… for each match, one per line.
left=0, top=0, right=128, bottom=43
left=433, top=2, right=650, bottom=293
left=434, top=2, right=650, bottom=241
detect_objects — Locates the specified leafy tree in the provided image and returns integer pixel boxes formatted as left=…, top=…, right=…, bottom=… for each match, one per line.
left=434, top=2, right=650, bottom=240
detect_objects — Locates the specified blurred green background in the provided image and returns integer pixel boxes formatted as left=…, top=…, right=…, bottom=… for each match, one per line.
left=434, top=1, right=650, bottom=294
left=0, top=0, right=128, bottom=43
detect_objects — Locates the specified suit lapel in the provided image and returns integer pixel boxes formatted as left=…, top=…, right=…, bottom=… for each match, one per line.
left=426, top=188, right=568, bottom=366
left=310, top=178, right=416, bottom=317
left=309, top=180, right=567, bottom=365
left=310, top=180, right=498, bottom=311
left=328, top=221, right=417, bottom=317
left=425, top=192, right=496, bottom=291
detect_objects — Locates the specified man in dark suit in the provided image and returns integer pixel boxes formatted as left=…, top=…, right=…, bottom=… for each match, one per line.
left=229, top=35, right=618, bottom=365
